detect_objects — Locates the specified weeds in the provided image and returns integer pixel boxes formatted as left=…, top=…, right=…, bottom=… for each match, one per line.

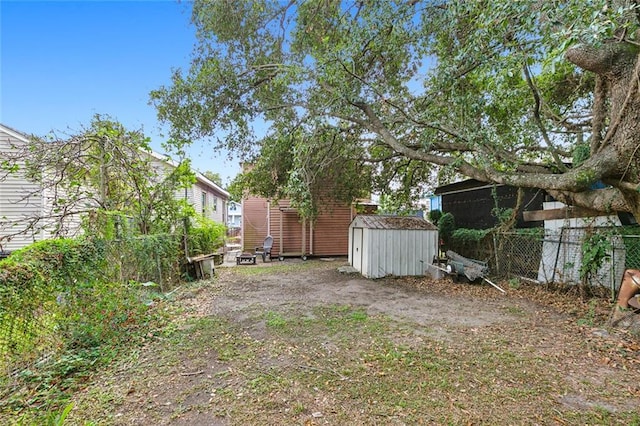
left=577, top=299, right=599, bottom=326
left=8, top=262, right=640, bottom=425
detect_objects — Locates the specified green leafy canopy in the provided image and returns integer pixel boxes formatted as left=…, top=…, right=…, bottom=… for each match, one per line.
left=152, top=0, right=640, bottom=218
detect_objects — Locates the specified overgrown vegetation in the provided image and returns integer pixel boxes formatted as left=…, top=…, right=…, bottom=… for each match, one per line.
left=0, top=116, right=232, bottom=423
left=187, top=214, right=226, bottom=257
left=580, top=230, right=612, bottom=286
left=0, top=218, right=225, bottom=422
left=58, top=263, right=640, bottom=425
left=0, top=235, right=176, bottom=423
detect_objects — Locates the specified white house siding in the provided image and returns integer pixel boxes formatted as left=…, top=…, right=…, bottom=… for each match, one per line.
left=192, top=180, right=226, bottom=224
left=537, top=201, right=625, bottom=288
left=0, top=125, right=44, bottom=251
left=40, top=182, right=85, bottom=239
left=227, top=201, right=242, bottom=228
left=146, top=151, right=229, bottom=226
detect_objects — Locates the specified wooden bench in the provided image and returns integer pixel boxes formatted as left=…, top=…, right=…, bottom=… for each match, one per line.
left=187, top=253, right=217, bottom=279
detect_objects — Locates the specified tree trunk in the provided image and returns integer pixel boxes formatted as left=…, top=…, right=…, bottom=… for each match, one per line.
left=566, top=40, right=640, bottom=221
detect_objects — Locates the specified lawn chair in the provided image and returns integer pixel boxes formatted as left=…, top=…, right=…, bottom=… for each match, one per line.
left=255, top=235, right=273, bottom=262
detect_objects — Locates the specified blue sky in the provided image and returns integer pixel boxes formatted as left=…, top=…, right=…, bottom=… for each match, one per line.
left=1, top=0, right=240, bottom=185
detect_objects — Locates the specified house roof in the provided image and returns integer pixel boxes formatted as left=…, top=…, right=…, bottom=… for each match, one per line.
left=146, top=150, right=230, bottom=198
left=433, top=179, right=502, bottom=195
left=0, top=123, right=32, bottom=143
left=351, top=215, right=438, bottom=230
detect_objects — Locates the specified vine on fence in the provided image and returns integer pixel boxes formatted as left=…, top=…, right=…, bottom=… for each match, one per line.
left=0, top=235, right=178, bottom=422
left=579, top=231, right=612, bottom=285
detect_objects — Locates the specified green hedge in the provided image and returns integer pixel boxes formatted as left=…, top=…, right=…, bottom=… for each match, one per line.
left=0, top=239, right=107, bottom=369
left=0, top=235, right=181, bottom=377
left=106, top=233, right=182, bottom=287
left=188, top=215, right=226, bottom=256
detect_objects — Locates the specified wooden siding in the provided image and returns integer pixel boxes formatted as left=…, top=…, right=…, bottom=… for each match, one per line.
left=242, top=195, right=270, bottom=252
left=270, top=202, right=306, bottom=257
left=242, top=195, right=353, bottom=257
left=311, top=204, right=353, bottom=256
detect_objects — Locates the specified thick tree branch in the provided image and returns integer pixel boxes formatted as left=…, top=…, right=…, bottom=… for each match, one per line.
left=522, top=63, right=567, bottom=171
left=566, top=41, right=635, bottom=75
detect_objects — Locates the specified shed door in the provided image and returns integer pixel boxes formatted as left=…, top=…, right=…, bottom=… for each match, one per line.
left=352, top=228, right=363, bottom=271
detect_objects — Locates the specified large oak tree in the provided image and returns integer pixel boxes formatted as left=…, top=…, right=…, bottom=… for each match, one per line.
left=152, top=0, right=640, bottom=221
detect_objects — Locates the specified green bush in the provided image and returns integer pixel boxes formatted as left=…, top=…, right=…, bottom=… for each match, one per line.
left=428, top=209, right=442, bottom=225
left=188, top=214, right=226, bottom=256
left=451, top=228, right=490, bottom=245
left=438, top=213, right=455, bottom=248
left=3, top=238, right=106, bottom=288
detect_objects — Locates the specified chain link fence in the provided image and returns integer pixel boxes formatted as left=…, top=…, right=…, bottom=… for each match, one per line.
left=0, top=234, right=184, bottom=386
left=453, top=227, right=640, bottom=296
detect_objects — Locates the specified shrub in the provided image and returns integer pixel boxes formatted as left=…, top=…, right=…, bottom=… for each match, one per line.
left=188, top=214, right=226, bottom=256
left=452, top=228, right=490, bottom=246
left=428, top=209, right=442, bottom=225
left=3, top=238, right=106, bottom=288
left=438, top=213, right=455, bottom=248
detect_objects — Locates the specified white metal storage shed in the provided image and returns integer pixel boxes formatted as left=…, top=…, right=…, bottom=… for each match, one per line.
left=348, top=215, right=439, bottom=279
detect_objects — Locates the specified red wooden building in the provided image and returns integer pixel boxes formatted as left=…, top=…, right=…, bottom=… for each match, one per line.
left=242, top=194, right=376, bottom=259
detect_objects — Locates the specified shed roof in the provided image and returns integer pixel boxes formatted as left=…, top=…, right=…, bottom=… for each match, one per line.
left=351, top=215, right=437, bottom=230
left=434, top=179, right=500, bottom=195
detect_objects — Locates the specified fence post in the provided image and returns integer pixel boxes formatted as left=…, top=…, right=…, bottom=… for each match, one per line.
left=610, top=237, right=616, bottom=301
left=493, top=233, right=500, bottom=276
left=550, top=228, right=564, bottom=284
left=156, top=252, right=164, bottom=292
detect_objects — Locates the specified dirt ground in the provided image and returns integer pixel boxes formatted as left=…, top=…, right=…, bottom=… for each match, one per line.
left=69, top=258, right=640, bottom=425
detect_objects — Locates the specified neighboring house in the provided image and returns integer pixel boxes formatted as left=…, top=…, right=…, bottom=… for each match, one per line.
left=0, top=123, right=229, bottom=252
left=0, top=124, right=46, bottom=252
left=145, top=151, right=230, bottom=226
left=227, top=201, right=242, bottom=228
left=242, top=193, right=377, bottom=258
left=433, top=179, right=546, bottom=229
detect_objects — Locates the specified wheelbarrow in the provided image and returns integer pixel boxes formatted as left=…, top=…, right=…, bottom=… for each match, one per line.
left=431, top=250, right=505, bottom=293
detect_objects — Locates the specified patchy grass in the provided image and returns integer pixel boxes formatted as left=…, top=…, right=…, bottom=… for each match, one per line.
left=228, top=258, right=329, bottom=276
left=69, top=302, right=640, bottom=425
left=6, top=260, right=640, bottom=425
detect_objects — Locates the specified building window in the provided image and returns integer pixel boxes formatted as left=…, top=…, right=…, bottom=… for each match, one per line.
left=201, top=192, right=207, bottom=216
left=213, top=196, right=218, bottom=212
left=230, top=202, right=237, bottom=211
